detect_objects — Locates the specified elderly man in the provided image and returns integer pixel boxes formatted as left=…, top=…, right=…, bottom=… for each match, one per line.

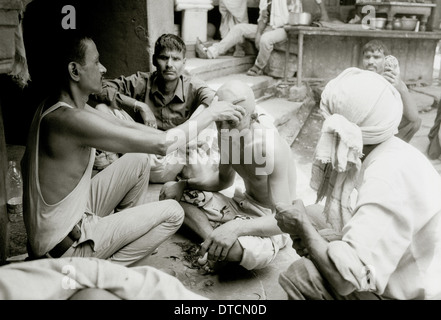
left=361, top=40, right=421, bottom=143
left=160, top=80, right=297, bottom=272
left=275, top=68, right=441, bottom=300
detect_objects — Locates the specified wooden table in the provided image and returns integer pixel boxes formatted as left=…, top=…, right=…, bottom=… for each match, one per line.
left=283, top=25, right=441, bottom=86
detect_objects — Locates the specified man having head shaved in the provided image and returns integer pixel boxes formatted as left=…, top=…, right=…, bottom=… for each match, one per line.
left=160, top=79, right=297, bottom=272
left=275, top=68, right=441, bottom=300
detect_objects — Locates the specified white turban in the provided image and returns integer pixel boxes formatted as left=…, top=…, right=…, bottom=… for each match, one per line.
left=320, top=67, right=403, bottom=145
left=311, top=67, right=403, bottom=231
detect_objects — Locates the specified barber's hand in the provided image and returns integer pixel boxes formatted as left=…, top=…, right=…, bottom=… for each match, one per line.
left=274, top=200, right=308, bottom=236
left=136, top=101, right=157, bottom=129
left=159, top=180, right=186, bottom=201
left=208, top=96, right=246, bottom=124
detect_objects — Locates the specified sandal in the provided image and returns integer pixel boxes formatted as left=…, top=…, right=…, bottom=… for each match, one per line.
left=247, top=66, right=263, bottom=76
left=195, top=38, right=209, bottom=59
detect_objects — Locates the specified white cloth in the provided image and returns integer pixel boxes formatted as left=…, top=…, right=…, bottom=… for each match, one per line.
left=313, top=67, right=403, bottom=231
left=0, top=257, right=207, bottom=300
left=310, top=114, right=363, bottom=231
left=327, top=137, right=441, bottom=299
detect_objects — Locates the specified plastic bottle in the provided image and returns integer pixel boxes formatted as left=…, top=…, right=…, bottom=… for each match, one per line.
left=5, top=161, right=23, bottom=223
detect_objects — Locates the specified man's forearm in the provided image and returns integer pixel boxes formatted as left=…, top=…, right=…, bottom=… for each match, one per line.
left=235, top=215, right=283, bottom=238
left=300, top=221, right=355, bottom=295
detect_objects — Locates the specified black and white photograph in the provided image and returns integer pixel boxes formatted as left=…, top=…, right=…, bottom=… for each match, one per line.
left=0, top=0, right=440, bottom=309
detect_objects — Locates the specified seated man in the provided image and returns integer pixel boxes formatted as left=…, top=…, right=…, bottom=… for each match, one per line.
left=160, top=79, right=297, bottom=271
left=196, top=0, right=329, bottom=76
left=218, top=0, right=250, bottom=57
left=276, top=68, right=441, bottom=300
left=361, top=40, right=421, bottom=143
left=22, top=33, right=245, bottom=266
left=91, top=33, right=217, bottom=182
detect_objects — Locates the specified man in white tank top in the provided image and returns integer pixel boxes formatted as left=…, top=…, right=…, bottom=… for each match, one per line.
left=21, top=33, right=246, bottom=267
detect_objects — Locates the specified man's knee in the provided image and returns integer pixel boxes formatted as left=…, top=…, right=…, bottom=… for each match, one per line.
left=121, top=153, right=151, bottom=172
left=69, top=288, right=121, bottom=300
left=279, top=257, right=328, bottom=299
left=162, top=199, right=185, bottom=226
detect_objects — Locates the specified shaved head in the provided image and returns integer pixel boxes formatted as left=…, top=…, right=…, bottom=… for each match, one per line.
left=216, top=80, right=256, bottom=115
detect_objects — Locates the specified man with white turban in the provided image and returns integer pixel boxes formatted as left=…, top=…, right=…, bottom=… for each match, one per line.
left=275, top=68, right=441, bottom=300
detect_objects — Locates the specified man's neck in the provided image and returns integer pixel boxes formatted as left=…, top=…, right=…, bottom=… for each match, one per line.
left=158, top=77, right=179, bottom=96
left=59, top=85, right=89, bottom=109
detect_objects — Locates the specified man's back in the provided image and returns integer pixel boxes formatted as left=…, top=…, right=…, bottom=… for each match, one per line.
left=228, top=119, right=296, bottom=207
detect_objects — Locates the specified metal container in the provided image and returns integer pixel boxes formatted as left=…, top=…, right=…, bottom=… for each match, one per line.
left=392, top=18, right=402, bottom=30
left=371, top=17, right=387, bottom=29
left=289, top=12, right=312, bottom=26
left=400, top=17, right=418, bottom=31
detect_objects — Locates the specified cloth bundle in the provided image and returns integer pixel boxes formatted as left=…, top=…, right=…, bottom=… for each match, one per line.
left=311, top=67, right=403, bottom=231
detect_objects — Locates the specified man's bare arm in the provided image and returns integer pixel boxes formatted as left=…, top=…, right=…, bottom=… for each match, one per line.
left=60, top=97, right=245, bottom=156
left=275, top=201, right=355, bottom=295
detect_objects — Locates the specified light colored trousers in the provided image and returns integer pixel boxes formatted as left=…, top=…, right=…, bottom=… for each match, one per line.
left=279, top=204, right=385, bottom=300
left=207, top=23, right=287, bottom=70
left=62, top=153, right=185, bottom=266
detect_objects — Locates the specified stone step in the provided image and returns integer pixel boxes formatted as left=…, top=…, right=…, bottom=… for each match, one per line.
left=185, top=56, right=255, bottom=81
left=257, top=96, right=317, bottom=147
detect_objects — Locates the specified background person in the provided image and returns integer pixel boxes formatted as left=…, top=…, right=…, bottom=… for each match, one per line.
left=92, top=33, right=217, bottom=182
left=196, top=0, right=329, bottom=76
left=361, top=40, right=421, bottom=143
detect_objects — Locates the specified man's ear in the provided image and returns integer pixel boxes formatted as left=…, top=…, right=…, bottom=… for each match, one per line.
left=152, top=55, right=158, bottom=68
left=68, top=62, right=80, bottom=82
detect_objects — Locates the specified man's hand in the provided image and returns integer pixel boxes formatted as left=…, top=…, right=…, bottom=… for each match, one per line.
left=199, top=220, right=241, bottom=262
left=159, top=180, right=186, bottom=201
left=208, top=96, right=246, bottom=124
left=274, top=200, right=309, bottom=237
left=290, top=235, right=309, bottom=257
left=135, top=101, right=157, bottom=128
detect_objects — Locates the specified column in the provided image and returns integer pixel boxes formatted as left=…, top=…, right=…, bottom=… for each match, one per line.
left=175, top=0, right=214, bottom=45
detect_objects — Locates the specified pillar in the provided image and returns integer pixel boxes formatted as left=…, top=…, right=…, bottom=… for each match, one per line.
left=175, top=0, right=214, bottom=45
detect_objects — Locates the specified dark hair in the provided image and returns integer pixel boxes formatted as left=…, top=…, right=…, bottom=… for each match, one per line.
left=362, top=40, right=390, bottom=56
left=56, top=33, right=93, bottom=84
left=153, top=33, right=186, bottom=58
